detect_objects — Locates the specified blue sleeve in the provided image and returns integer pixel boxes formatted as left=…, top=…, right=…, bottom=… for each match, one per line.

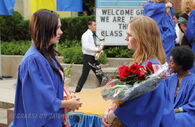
left=144, top=1, right=166, bottom=24
left=114, top=83, right=175, bottom=127
left=185, top=10, right=195, bottom=43
left=20, top=55, right=62, bottom=126
left=169, top=0, right=174, bottom=17
left=182, top=85, right=195, bottom=112
left=114, top=85, right=164, bottom=127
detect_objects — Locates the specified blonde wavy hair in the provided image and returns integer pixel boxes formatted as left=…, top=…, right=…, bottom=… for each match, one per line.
left=129, top=16, right=166, bottom=64
left=151, top=0, right=169, bottom=3
left=181, top=0, right=193, bottom=14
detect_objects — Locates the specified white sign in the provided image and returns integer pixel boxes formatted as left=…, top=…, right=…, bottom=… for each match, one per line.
left=96, top=0, right=144, bottom=45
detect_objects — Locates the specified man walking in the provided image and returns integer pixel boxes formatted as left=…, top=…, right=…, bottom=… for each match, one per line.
left=75, top=20, right=104, bottom=92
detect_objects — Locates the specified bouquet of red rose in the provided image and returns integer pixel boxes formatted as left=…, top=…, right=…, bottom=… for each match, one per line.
left=101, top=62, right=169, bottom=127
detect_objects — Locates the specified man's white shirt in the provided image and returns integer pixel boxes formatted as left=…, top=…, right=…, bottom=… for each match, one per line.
left=81, top=29, right=98, bottom=56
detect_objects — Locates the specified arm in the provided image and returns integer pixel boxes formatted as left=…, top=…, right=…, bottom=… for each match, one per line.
left=60, top=97, right=82, bottom=111
left=185, top=10, right=195, bottom=43
left=102, top=104, right=116, bottom=127
left=21, top=56, right=63, bottom=126
left=181, top=85, right=195, bottom=113
left=144, top=1, right=166, bottom=24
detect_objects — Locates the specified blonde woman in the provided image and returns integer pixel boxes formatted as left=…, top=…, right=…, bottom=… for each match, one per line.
left=102, top=16, right=175, bottom=127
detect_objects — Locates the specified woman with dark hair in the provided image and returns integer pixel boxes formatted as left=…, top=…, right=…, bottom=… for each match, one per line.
left=165, top=46, right=195, bottom=127
left=13, top=9, right=82, bottom=127
left=176, top=13, right=191, bottom=47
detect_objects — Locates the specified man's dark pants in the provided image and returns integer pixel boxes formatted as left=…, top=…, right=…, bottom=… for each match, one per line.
left=75, top=54, right=104, bottom=92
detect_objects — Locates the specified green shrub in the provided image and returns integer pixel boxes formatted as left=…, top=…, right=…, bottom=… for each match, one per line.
left=60, top=15, right=95, bottom=41
left=1, top=41, right=31, bottom=55
left=62, top=46, right=108, bottom=64
left=59, top=40, right=81, bottom=49
left=1, top=41, right=134, bottom=64
left=104, top=46, right=134, bottom=58
left=0, top=11, right=23, bottom=41
left=98, top=52, right=107, bottom=64
left=63, top=46, right=83, bottom=64
left=15, top=20, right=31, bottom=40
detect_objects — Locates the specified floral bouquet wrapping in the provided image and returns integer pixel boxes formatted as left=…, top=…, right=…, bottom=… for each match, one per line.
left=101, top=62, right=169, bottom=127
left=63, top=87, right=71, bottom=127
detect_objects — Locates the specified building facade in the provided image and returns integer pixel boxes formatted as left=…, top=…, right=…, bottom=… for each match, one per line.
left=14, top=0, right=78, bottom=19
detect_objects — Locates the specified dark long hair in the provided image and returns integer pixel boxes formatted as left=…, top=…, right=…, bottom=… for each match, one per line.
left=29, top=9, right=64, bottom=80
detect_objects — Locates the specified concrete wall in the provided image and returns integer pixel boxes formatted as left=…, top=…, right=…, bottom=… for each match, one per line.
left=1, top=55, right=23, bottom=78
left=1, top=55, right=64, bottom=78
left=1, top=55, right=132, bottom=88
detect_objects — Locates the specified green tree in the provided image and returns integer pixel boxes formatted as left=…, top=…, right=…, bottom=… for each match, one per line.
left=79, top=0, right=95, bottom=16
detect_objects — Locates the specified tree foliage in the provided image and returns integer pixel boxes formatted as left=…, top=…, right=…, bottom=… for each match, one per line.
left=79, top=0, right=95, bottom=16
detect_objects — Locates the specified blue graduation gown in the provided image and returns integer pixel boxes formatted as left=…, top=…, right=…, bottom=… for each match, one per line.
left=189, top=62, right=195, bottom=74
left=185, top=10, right=195, bottom=54
left=165, top=73, right=195, bottom=127
left=144, top=1, right=176, bottom=63
left=13, top=46, right=64, bottom=127
left=114, top=60, right=175, bottom=127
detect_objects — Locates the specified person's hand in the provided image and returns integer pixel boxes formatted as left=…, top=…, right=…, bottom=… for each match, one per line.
left=97, top=46, right=103, bottom=53
left=165, top=2, right=172, bottom=13
left=165, top=2, right=172, bottom=8
left=141, top=0, right=148, bottom=6
left=70, top=92, right=79, bottom=99
left=102, top=108, right=112, bottom=127
left=174, top=108, right=180, bottom=113
left=107, top=110, right=116, bottom=124
left=67, top=97, right=82, bottom=111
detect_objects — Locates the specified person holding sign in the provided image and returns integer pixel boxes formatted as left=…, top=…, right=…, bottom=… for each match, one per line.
left=75, top=20, right=104, bottom=92
left=143, top=0, right=176, bottom=63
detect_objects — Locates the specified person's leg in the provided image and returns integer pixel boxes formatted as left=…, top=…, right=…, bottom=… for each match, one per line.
left=89, top=58, right=104, bottom=85
left=75, top=55, right=91, bottom=92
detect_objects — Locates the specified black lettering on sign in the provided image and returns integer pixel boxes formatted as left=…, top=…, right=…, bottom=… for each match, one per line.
left=118, top=24, right=128, bottom=30
left=102, top=9, right=108, bottom=15
left=102, top=9, right=134, bottom=15
left=104, top=30, right=123, bottom=37
left=136, top=9, right=144, bottom=15
left=112, top=16, right=125, bottom=22
left=100, top=16, right=109, bottom=22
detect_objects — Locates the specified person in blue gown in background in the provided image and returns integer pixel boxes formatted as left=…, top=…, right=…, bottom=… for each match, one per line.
left=164, top=46, right=195, bottom=127
left=102, top=16, right=175, bottom=127
left=185, top=1, right=195, bottom=74
left=143, top=0, right=176, bottom=63
left=13, top=9, right=82, bottom=127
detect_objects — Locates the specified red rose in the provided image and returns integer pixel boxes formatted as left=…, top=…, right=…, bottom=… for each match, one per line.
left=137, top=69, right=146, bottom=80
left=129, top=62, right=140, bottom=74
left=146, top=62, right=154, bottom=74
left=117, top=66, right=131, bottom=81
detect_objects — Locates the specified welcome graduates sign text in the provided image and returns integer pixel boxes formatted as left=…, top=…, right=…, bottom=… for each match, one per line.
left=96, top=0, right=145, bottom=45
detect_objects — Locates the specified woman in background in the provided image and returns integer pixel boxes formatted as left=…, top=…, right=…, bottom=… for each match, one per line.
left=143, top=0, right=176, bottom=63
left=165, top=46, right=195, bottom=127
